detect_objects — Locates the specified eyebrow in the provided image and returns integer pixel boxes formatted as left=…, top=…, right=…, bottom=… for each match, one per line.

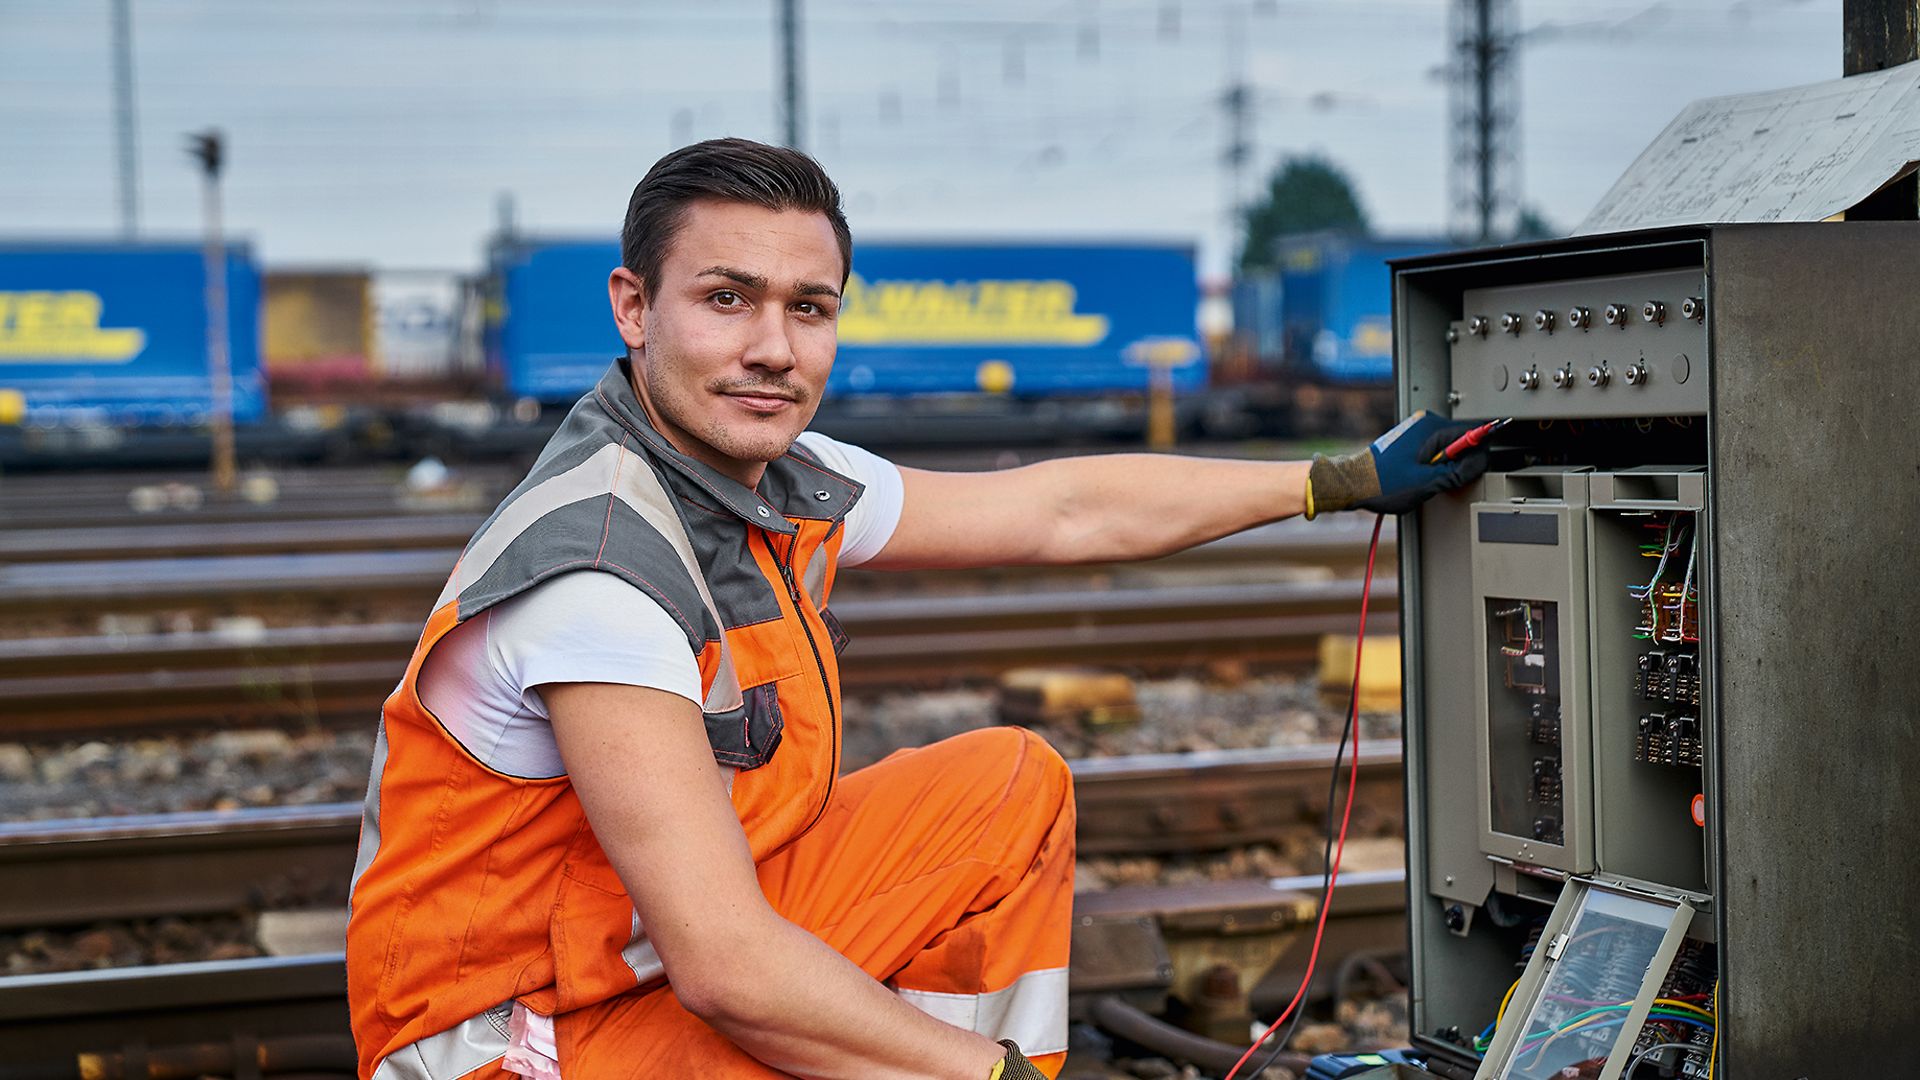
left=697, top=265, right=841, bottom=301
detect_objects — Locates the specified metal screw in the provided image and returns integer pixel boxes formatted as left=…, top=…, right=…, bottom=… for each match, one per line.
left=1468, top=315, right=1490, bottom=337
left=1566, top=305, right=1591, bottom=330
left=1447, top=389, right=1462, bottom=406
left=1604, top=303, right=1631, bottom=327
left=1552, top=364, right=1576, bottom=388
left=1682, top=296, right=1704, bottom=321
left=1517, top=367, right=1540, bottom=390
left=1500, top=312, right=1524, bottom=335
left=1587, top=365, right=1610, bottom=387
left=1446, top=326, right=1460, bottom=344
left=1642, top=300, right=1666, bottom=325
left=1532, top=309, right=1555, bottom=333
left=1625, top=362, right=1648, bottom=385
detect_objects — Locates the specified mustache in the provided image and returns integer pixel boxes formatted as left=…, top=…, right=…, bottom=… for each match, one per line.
left=710, top=379, right=808, bottom=403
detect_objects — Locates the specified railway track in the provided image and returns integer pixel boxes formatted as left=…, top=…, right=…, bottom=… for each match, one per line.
left=0, top=742, right=1402, bottom=931
left=0, top=743, right=1407, bottom=1073
left=0, top=870, right=1411, bottom=1077
left=0, top=515, right=1389, bottom=591
left=0, top=578, right=1397, bottom=738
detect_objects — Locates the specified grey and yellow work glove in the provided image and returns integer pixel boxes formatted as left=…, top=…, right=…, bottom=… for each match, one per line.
left=987, top=1039, right=1048, bottom=1080
left=1304, top=410, right=1490, bottom=519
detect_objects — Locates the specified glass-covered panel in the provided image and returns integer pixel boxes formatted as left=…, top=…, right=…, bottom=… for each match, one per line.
left=1492, top=888, right=1684, bottom=1080
left=1486, top=598, right=1562, bottom=845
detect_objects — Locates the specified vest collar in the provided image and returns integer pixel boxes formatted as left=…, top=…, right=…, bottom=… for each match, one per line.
left=591, top=360, right=862, bottom=532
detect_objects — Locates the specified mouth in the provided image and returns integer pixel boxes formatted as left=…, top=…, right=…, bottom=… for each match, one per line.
left=721, top=390, right=799, bottom=413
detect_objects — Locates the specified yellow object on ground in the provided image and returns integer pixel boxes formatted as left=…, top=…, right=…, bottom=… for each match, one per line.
left=1318, top=635, right=1403, bottom=714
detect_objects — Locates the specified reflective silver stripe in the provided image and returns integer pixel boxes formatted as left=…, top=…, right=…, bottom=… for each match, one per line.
left=441, top=442, right=629, bottom=611
left=893, top=966, right=1071, bottom=1057
left=800, top=548, right=828, bottom=611
left=620, top=910, right=665, bottom=983
left=619, top=931, right=665, bottom=984
left=348, top=718, right=393, bottom=912
left=371, top=1001, right=513, bottom=1080
left=607, top=443, right=743, bottom=714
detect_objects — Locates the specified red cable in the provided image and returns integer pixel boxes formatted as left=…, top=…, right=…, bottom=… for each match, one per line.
left=1223, top=513, right=1385, bottom=1080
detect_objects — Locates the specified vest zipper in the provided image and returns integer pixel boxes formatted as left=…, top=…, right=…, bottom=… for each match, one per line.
left=759, top=528, right=839, bottom=835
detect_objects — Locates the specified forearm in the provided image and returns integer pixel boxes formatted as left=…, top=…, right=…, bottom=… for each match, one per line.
left=692, top=911, right=1004, bottom=1080
left=1034, top=453, right=1311, bottom=564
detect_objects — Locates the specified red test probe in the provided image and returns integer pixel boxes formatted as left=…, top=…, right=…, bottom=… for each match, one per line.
left=1431, top=416, right=1511, bottom=464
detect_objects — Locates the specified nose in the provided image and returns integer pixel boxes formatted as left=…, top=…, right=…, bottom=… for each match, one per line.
left=740, top=306, right=798, bottom=374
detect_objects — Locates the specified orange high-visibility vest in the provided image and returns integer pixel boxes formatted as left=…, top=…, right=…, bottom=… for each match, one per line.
left=347, top=361, right=861, bottom=1076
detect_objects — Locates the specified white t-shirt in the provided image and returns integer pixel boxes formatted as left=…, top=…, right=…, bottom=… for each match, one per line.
left=416, top=432, right=903, bottom=779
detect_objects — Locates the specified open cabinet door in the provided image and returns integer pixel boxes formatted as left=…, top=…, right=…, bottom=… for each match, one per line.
left=1474, top=879, right=1694, bottom=1080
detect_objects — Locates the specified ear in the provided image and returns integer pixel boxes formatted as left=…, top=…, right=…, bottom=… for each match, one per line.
left=608, top=266, right=648, bottom=353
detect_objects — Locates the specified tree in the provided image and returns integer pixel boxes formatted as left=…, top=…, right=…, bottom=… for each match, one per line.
left=1238, top=155, right=1369, bottom=273
left=1513, top=205, right=1560, bottom=240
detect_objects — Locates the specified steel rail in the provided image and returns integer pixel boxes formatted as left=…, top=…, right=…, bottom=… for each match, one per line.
left=0, top=580, right=1396, bottom=739
left=0, top=517, right=1390, bottom=606
left=0, top=512, right=1389, bottom=567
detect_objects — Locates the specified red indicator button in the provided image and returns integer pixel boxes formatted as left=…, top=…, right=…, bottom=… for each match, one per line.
left=1691, top=793, right=1707, bottom=828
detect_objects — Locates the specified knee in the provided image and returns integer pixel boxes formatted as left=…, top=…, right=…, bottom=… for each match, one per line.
left=999, top=726, right=1075, bottom=812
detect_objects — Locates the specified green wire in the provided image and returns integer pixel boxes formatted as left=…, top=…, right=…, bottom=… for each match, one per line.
left=1514, top=1004, right=1714, bottom=1042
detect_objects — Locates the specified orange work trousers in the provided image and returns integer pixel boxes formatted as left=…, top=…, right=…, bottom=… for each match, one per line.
left=530, top=726, right=1076, bottom=1078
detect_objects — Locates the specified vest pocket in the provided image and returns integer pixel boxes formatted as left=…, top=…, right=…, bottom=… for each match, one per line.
left=819, top=606, right=850, bottom=656
left=703, top=681, right=784, bottom=770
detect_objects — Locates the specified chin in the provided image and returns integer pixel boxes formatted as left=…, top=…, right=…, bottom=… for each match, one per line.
left=710, top=424, right=803, bottom=465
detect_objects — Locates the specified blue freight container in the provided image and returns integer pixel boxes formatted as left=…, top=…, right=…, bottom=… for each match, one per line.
left=491, top=239, right=1203, bottom=403
left=1273, top=233, right=1451, bottom=385
left=0, top=242, right=265, bottom=426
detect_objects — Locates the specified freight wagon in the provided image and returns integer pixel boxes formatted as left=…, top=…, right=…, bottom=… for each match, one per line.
left=0, top=242, right=268, bottom=463
left=1225, top=231, right=1450, bottom=435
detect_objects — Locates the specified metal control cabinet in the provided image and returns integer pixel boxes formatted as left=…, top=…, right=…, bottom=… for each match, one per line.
left=1391, top=225, right=1919, bottom=1078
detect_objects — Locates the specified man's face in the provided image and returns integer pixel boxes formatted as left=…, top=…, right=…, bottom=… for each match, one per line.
left=610, top=199, right=842, bottom=486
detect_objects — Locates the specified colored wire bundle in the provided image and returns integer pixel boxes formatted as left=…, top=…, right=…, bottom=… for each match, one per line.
left=1474, top=991, right=1716, bottom=1070
left=1515, top=1001, right=1715, bottom=1072
left=1494, top=603, right=1536, bottom=656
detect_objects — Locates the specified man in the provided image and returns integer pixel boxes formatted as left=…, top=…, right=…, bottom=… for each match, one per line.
left=347, top=138, right=1483, bottom=1080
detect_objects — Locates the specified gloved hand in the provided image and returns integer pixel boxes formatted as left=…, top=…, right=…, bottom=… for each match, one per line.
left=1304, top=410, right=1490, bottom=518
left=987, top=1039, right=1049, bottom=1079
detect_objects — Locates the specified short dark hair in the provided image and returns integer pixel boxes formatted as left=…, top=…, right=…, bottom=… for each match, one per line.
left=621, top=138, right=852, bottom=300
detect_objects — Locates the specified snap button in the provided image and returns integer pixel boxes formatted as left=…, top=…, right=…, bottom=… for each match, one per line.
left=756, top=506, right=770, bottom=518
left=814, top=490, right=831, bottom=501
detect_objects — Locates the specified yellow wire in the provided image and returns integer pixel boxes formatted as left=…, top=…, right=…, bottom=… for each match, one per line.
left=1707, top=981, right=1720, bottom=1079
left=1497, top=978, right=1520, bottom=1022
left=1651, top=998, right=1716, bottom=1022
left=1525, top=1013, right=1613, bottom=1069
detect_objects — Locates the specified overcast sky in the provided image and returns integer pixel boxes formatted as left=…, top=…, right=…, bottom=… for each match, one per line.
left=1, top=0, right=1843, bottom=276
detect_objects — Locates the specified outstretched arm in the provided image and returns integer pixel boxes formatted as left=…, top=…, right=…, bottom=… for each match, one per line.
left=547, top=681, right=1007, bottom=1080
left=863, top=411, right=1487, bottom=572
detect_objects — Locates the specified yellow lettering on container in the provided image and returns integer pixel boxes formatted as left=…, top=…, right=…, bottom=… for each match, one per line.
left=0, top=291, right=147, bottom=362
left=837, top=274, right=1110, bottom=346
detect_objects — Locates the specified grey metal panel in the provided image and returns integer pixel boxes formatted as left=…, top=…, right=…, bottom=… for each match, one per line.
left=1586, top=474, right=1710, bottom=898
left=1707, top=223, right=1920, bottom=1074
left=1469, top=475, right=1593, bottom=875
left=1450, top=269, right=1708, bottom=420
left=1399, top=267, right=1521, bottom=1058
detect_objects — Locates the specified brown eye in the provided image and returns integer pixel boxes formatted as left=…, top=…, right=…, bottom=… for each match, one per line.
left=711, top=290, right=742, bottom=307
